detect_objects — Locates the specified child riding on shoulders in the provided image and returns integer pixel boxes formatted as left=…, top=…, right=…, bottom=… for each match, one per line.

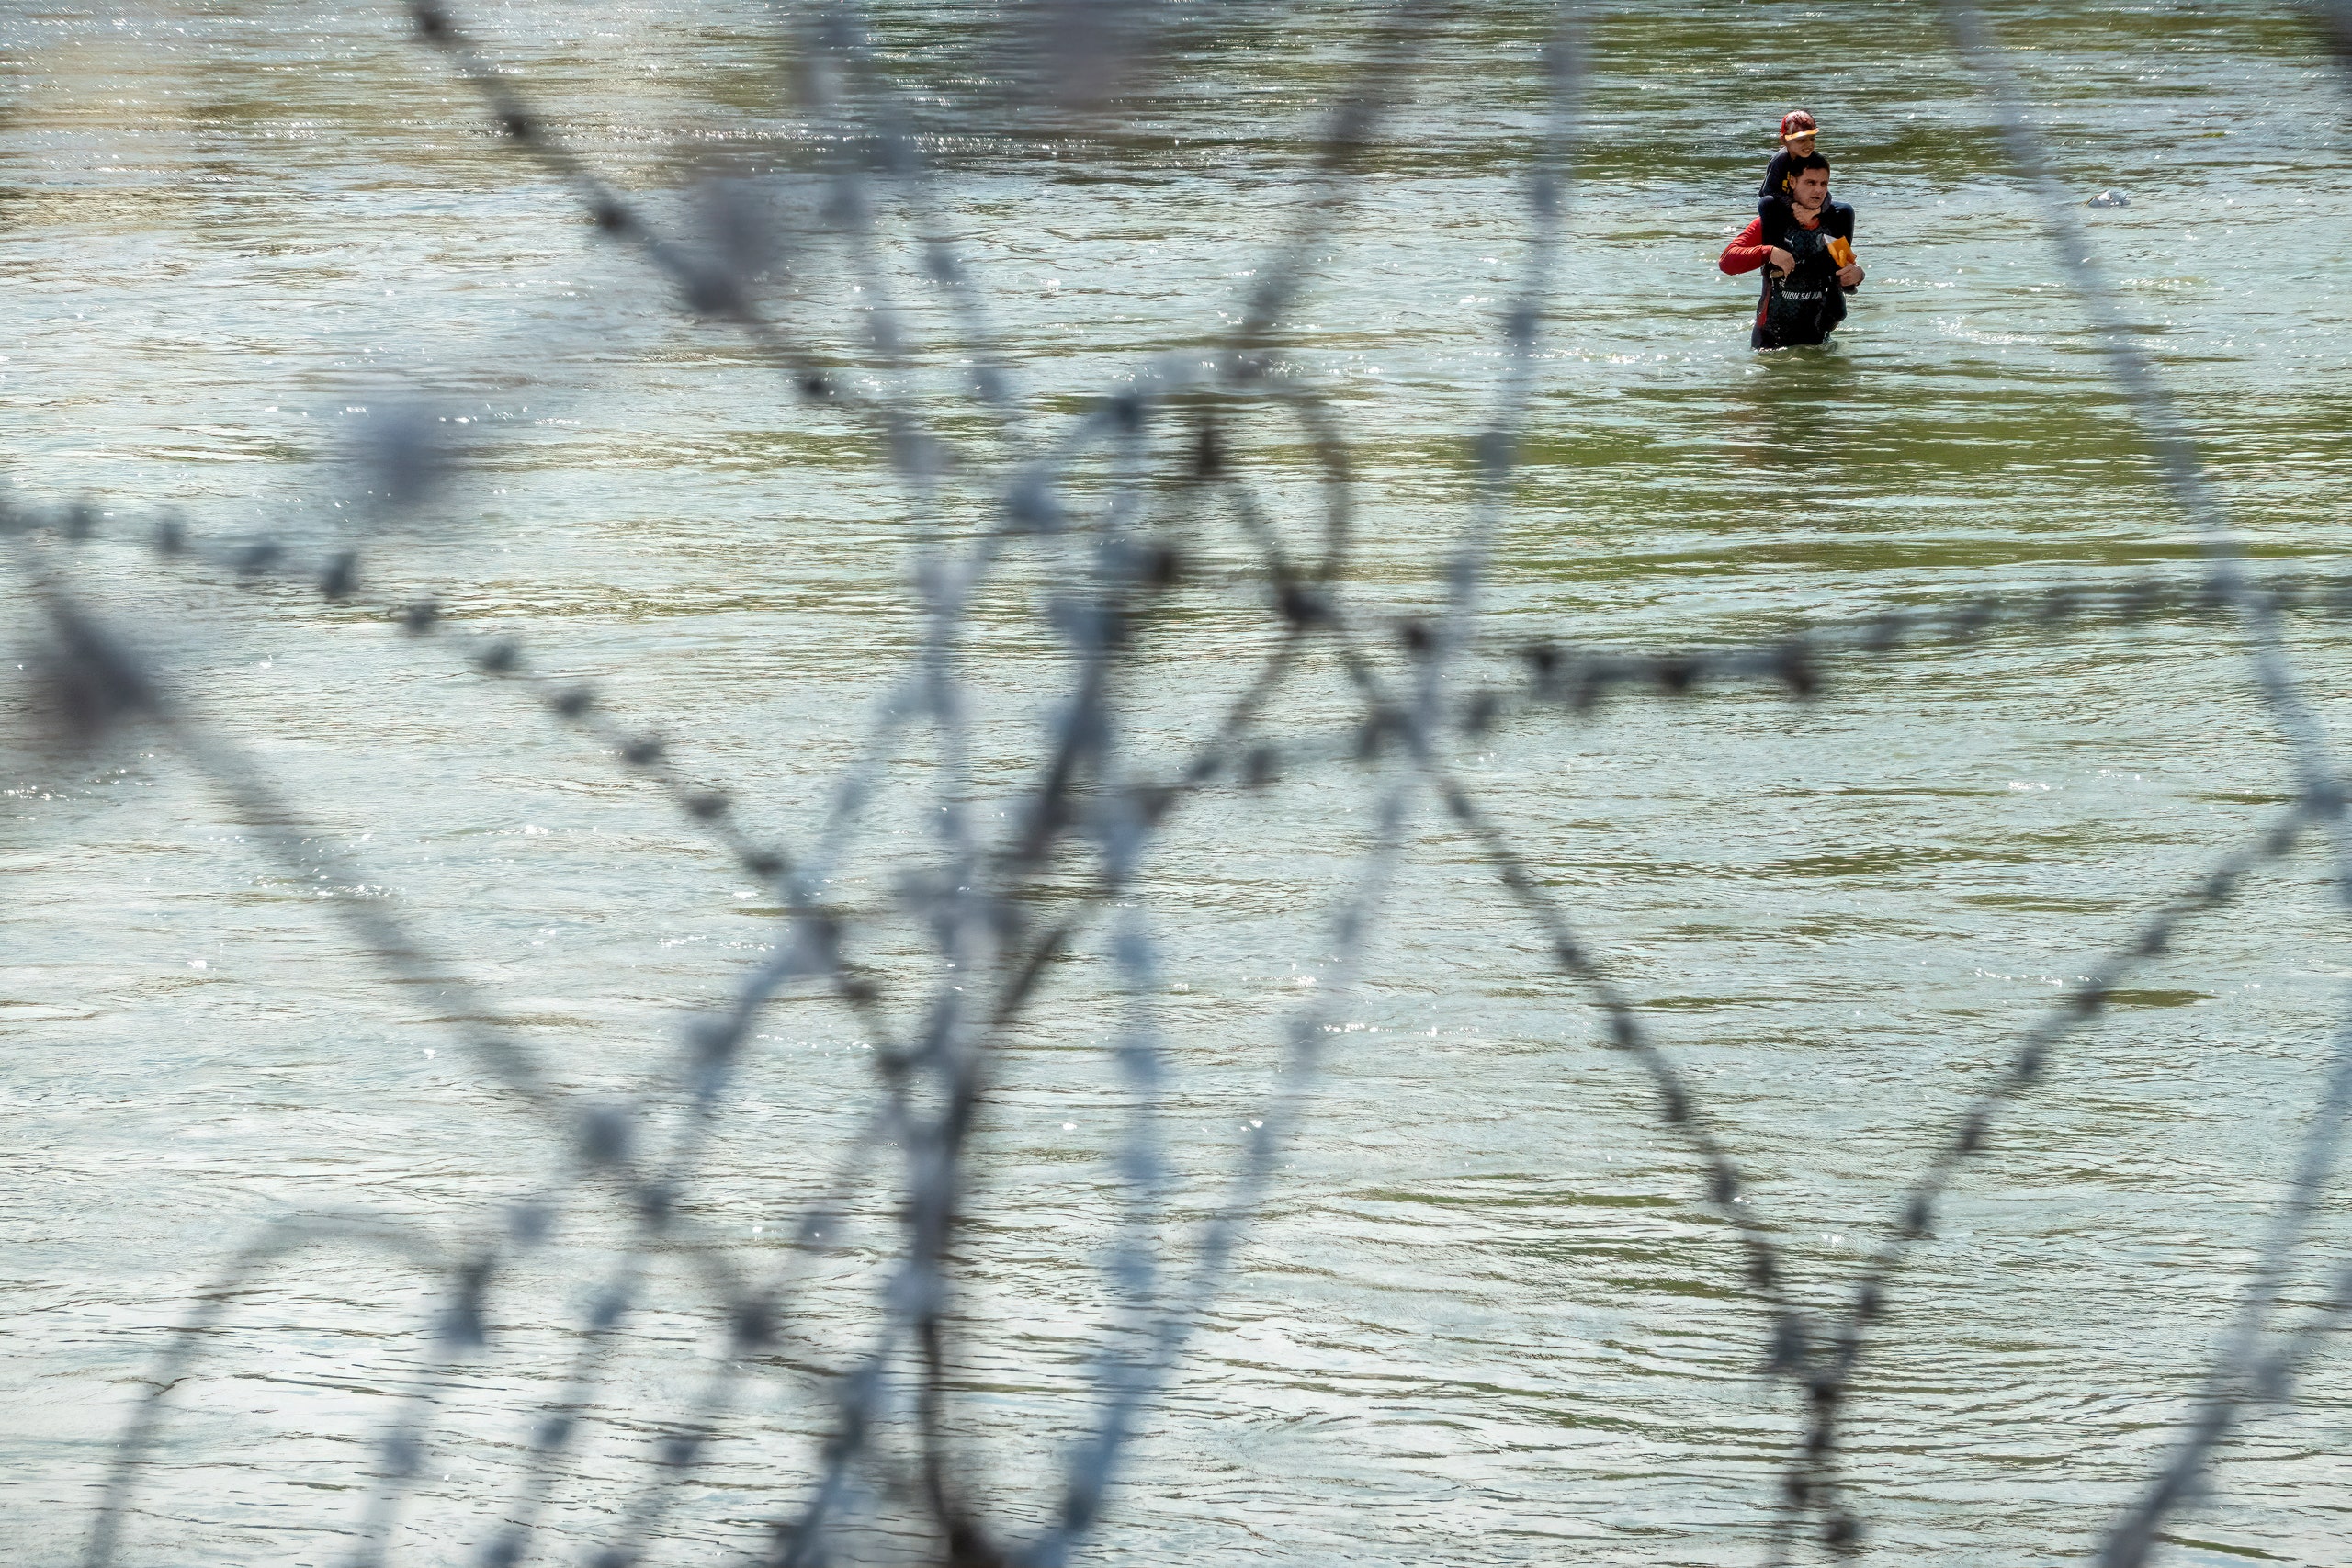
left=1756, top=110, right=1818, bottom=248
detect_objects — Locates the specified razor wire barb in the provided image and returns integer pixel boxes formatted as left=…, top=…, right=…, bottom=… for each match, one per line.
left=5, top=2, right=2350, bottom=1565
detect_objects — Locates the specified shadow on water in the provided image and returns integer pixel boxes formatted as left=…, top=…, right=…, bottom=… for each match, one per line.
left=1720, top=339, right=1869, bottom=477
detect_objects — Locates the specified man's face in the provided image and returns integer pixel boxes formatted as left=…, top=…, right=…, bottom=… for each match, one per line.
left=1792, top=168, right=1829, bottom=209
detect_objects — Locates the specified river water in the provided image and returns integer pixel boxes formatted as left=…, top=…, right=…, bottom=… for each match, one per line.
left=6, top=3, right=2352, bottom=1564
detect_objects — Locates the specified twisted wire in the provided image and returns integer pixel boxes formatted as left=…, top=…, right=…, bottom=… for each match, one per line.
left=10, top=3, right=2351, bottom=1565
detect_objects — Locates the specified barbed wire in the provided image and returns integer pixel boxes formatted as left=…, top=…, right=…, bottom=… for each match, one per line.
left=7, top=2, right=2350, bottom=1564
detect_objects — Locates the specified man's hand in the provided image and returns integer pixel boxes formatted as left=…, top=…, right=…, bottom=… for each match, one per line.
left=1836, top=262, right=1863, bottom=288
left=1766, top=245, right=1796, bottom=276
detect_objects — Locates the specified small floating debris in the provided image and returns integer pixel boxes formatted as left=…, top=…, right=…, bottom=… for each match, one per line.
left=2086, top=188, right=2130, bottom=208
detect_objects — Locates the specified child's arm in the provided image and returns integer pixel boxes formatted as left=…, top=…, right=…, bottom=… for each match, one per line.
left=1757, top=150, right=1789, bottom=200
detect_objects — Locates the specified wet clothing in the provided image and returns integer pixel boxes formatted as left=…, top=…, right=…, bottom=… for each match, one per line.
left=1719, top=201, right=1858, bottom=350
left=1758, top=149, right=1804, bottom=203
left=1755, top=151, right=1806, bottom=247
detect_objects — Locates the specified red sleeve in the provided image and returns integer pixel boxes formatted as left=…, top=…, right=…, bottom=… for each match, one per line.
left=1720, top=217, right=1769, bottom=276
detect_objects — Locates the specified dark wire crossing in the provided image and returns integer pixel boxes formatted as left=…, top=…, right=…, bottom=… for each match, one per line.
left=4, top=3, right=2348, bottom=1566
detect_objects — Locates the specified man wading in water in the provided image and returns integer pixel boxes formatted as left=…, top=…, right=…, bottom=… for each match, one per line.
left=1719, top=153, right=1864, bottom=350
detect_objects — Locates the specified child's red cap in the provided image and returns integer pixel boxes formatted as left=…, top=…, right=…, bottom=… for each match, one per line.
left=1779, top=110, right=1819, bottom=141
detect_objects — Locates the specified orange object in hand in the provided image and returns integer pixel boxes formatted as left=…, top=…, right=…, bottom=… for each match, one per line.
left=1826, top=236, right=1857, bottom=269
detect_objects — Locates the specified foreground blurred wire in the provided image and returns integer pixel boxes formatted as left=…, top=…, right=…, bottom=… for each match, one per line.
left=3, top=2, right=2347, bottom=1565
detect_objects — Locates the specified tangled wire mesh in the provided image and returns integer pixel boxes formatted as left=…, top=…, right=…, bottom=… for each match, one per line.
left=8, top=2, right=2352, bottom=1565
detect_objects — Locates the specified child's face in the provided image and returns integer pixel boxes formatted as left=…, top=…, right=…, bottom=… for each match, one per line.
left=1787, top=132, right=1816, bottom=156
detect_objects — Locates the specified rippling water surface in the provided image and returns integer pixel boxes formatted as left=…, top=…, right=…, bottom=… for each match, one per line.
left=7, top=3, right=2352, bottom=1564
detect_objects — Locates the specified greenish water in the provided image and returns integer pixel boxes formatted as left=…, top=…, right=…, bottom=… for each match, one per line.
left=5, top=3, right=2352, bottom=1564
